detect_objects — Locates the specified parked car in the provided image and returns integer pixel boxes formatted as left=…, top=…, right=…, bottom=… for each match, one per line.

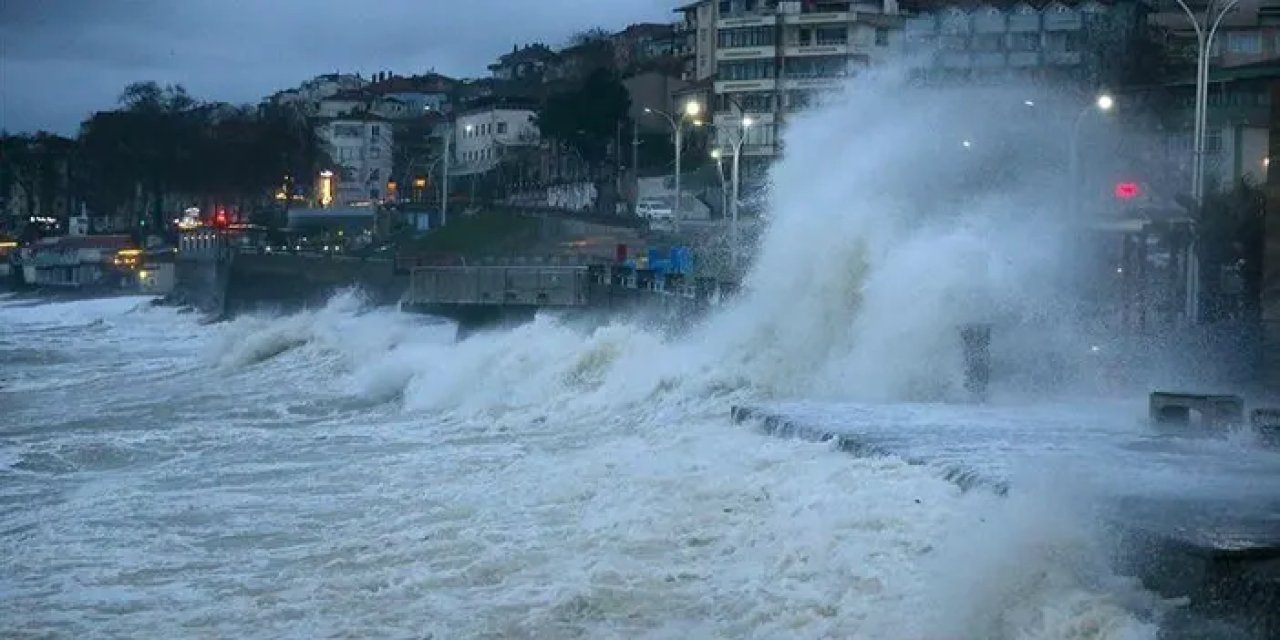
left=636, top=198, right=676, bottom=229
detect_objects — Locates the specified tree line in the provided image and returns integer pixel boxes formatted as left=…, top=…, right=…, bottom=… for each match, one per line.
left=1, top=81, right=329, bottom=237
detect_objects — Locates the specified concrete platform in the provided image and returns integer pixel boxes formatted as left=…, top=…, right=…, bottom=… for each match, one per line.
left=731, top=401, right=1280, bottom=635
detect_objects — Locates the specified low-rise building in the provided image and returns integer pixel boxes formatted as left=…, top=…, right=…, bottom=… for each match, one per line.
left=452, top=101, right=541, bottom=176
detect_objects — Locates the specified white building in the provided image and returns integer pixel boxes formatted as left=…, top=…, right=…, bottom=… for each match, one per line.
left=676, top=0, right=903, bottom=157
left=317, top=119, right=395, bottom=205
left=453, top=105, right=540, bottom=175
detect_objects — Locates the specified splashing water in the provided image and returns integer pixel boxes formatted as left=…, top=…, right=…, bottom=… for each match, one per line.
left=2, top=70, right=1226, bottom=639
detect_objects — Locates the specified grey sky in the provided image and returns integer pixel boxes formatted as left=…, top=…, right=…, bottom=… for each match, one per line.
left=0, top=0, right=675, bottom=135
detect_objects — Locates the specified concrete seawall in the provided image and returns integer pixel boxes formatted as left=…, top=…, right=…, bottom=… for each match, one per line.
left=224, top=253, right=405, bottom=315
left=168, top=253, right=406, bottom=319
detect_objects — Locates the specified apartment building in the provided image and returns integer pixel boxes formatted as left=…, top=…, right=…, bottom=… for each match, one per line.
left=902, top=0, right=1151, bottom=87
left=676, top=0, right=903, bottom=158
left=316, top=118, right=394, bottom=205
left=1150, top=0, right=1280, bottom=67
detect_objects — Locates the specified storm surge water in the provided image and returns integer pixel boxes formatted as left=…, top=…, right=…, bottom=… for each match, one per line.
left=1, top=70, right=1187, bottom=639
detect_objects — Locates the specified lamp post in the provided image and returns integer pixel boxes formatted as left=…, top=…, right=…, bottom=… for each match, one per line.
left=1173, top=0, right=1239, bottom=324
left=440, top=124, right=454, bottom=227
left=645, top=100, right=703, bottom=234
left=718, top=115, right=753, bottom=272
left=1067, top=93, right=1115, bottom=219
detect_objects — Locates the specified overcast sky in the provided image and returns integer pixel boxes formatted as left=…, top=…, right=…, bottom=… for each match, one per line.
left=0, top=0, right=675, bottom=135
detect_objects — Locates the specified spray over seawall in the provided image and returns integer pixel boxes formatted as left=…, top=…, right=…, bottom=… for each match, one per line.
left=699, top=68, right=1094, bottom=402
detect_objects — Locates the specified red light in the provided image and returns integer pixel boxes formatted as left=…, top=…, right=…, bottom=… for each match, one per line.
left=1114, top=182, right=1140, bottom=200
left=214, top=211, right=228, bottom=227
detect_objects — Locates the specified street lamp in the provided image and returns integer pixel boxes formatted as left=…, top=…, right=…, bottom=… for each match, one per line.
left=710, top=148, right=728, bottom=219
left=1067, top=93, right=1115, bottom=218
left=1172, top=0, right=1240, bottom=324
left=645, top=99, right=704, bottom=234
left=719, top=114, right=753, bottom=272
left=440, top=124, right=456, bottom=227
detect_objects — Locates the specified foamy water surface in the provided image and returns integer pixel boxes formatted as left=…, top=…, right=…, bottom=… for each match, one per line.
left=0, top=69, right=1202, bottom=639
left=0, top=294, right=1170, bottom=639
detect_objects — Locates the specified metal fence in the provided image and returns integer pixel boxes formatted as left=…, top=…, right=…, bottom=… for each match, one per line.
left=408, top=266, right=590, bottom=307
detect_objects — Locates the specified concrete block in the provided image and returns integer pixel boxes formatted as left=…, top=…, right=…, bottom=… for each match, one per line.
left=1149, top=392, right=1245, bottom=428
left=1250, top=409, right=1280, bottom=447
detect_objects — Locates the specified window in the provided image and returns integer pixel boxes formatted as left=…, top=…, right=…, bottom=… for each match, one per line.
left=1007, top=32, right=1038, bottom=51
left=718, top=91, right=773, bottom=112
left=339, top=148, right=355, bottom=161
left=371, top=125, right=381, bottom=137
left=875, top=28, right=889, bottom=46
left=1228, top=32, right=1261, bottom=54
left=797, top=28, right=812, bottom=46
left=718, top=26, right=775, bottom=48
left=1206, top=128, right=1223, bottom=155
left=368, top=147, right=381, bottom=159
left=971, top=34, right=1001, bottom=52
left=785, top=55, right=851, bottom=79
left=333, top=124, right=361, bottom=138
left=815, top=27, right=848, bottom=45
left=497, top=121, right=508, bottom=134
left=719, top=0, right=732, bottom=15
left=719, top=59, right=776, bottom=80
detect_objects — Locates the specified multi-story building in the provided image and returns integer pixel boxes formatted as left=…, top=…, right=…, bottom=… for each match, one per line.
left=1150, top=0, right=1280, bottom=68
left=316, top=118, right=394, bottom=206
left=613, top=23, right=680, bottom=72
left=489, top=44, right=560, bottom=82
left=675, top=0, right=904, bottom=159
left=452, top=101, right=541, bottom=177
left=902, top=0, right=1152, bottom=88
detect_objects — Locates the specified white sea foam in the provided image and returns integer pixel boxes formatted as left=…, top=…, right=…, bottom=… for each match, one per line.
left=0, top=69, right=1192, bottom=638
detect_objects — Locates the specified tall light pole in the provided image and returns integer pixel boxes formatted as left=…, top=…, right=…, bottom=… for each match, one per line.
left=645, top=99, right=703, bottom=234
left=1067, top=93, right=1115, bottom=219
left=1173, top=0, right=1239, bottom=324
left=710, top=148, right=727, bottom=215
left=440, top=124, right=454, bottom=227
left=718, top=115, right=753, bottom=272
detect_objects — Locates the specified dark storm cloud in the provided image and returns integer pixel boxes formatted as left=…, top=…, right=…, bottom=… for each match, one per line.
left=0, top=0, right=675, bottom=134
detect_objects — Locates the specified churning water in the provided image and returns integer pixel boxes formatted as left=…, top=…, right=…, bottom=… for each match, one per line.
left=0, top=71, right=1242, bottom=638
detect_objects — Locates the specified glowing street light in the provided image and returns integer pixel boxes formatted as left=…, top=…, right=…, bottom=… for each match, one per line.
left=1068, top=93, right=1118, bottom=218
left=644, top=100, right=705, bottom=234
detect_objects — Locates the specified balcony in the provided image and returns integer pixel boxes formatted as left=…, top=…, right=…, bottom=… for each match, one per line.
left=784, top=43, right=853, bottom=57
left=715, top=78, right=778, bottom=93
left=972, top=13, right=1007, bottom=34
left=717, top=46, right=778, bottom=60
left=1042, top=10, right=1082, bottom=31
left=973, top=52, right=1006, bottom=68
left=1008, top=51, right=1040, bottom=67
left=714, top=112, right=775, bottom=127
left=940, top=51, right=972, bottom=68
left=1043, top=50, right=1082, bottom=65
left=1008, top=12, right=1040, bottom=32
left=785, top=11, right=851, bottom=25
left=782, top=76, right=846, bottom=91
left=906, top=16, right=937, bottom=33
left=718, top=14, right=775, bottom=29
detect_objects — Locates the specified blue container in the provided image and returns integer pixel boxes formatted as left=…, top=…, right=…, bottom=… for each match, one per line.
left=671, top=246, right=691, bottom=274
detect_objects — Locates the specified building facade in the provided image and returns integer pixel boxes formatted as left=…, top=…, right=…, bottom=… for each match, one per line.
left=317, top=119, right=395, bottom=205
left=1151, top=0, right=1280, bottom=69
left=902, top=0, right=1150, bottom=88
left=676, top=0, right=904, bottom=158
left=453, top=104, right=540, bottom=176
